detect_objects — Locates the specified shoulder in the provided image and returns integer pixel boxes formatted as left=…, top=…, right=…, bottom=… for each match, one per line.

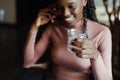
left=44, top=23, right=63, bottom=38
left=87, top=19, right=111, bottom=39
left=38, top=24, right=53, bottom=38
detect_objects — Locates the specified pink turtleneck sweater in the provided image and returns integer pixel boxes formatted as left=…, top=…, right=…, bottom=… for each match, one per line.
left=24, top=19, right=113, bottom=80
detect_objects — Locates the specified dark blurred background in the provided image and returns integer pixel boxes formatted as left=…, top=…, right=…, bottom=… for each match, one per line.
left=0, top=0, right=120, bottom=80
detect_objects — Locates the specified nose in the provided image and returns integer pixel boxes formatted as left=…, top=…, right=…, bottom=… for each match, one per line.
left=64, top=8, right=71, bottom=17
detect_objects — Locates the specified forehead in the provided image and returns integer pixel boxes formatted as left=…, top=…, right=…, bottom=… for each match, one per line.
left=59, top=0, right=81, bottom=5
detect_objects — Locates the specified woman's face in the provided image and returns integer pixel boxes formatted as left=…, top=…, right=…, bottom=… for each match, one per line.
left=58, top=0, right=87, bottom=26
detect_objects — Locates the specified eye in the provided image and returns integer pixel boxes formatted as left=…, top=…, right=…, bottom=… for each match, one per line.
left=68, top=5, right=76, bottom=10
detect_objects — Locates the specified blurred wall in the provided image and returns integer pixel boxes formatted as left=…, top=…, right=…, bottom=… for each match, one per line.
left=0, top=0, right=16, bottom=24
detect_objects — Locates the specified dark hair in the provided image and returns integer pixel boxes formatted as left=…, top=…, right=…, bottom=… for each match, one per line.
left=43, top=0, right=98, bottom=30
left=83, top=0, right=98, bottom=34
left=83, top=0, right=98, bottom=22
left=40, top=0, right=98, bottom=22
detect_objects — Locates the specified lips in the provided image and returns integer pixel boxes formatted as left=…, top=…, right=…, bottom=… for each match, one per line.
left=65, top=16, right=74, bottom=22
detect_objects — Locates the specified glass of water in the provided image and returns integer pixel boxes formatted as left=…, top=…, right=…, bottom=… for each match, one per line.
left=67, top=28, right=87, bottom=51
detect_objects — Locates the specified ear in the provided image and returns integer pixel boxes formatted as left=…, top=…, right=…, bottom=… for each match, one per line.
left=82, top=0, right=87, bottom=6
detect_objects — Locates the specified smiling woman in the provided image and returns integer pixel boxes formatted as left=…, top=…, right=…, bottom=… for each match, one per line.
left=23, top=0, right=113, bottom=80
left=58, top=0, right=86, bottom=27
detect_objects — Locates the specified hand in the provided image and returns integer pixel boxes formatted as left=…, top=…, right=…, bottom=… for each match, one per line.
left=70, top=38, right=99, bottom=59
left=31, top=5, right=58, bottom=30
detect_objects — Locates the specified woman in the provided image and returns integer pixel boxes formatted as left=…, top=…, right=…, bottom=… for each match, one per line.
left=23, top=0, right=113, bottom=80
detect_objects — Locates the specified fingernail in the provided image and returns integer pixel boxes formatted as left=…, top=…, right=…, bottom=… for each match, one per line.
left=51, top=19, right=54, bottom=23
left=53, top=8, right=56, bottom=11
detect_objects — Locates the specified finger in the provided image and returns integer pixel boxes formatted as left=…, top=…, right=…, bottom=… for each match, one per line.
left=82, top=43, right=92, bottom=49
left=46, top=5, right=58, bottom=13
left=39, top=16, right=50, bottom=25
left=71, top=46, right=79, bottom=53
left=41, top=20, right=48, bottom=25
left=40, top=7, right=54, bottom=12
left=76, top=52, right=82, bottom=57
left=73, top=38, right=83, bottom=42
left=71, top=45, right=82, bottom=51
left=40, top=16, right=49, bottom=22
left=82, top=49, right=91, bottom=53
left=48, top=14, right=55, bottom=23
left=81, top=48, right=99, bottom=59
left=70, top=45, right=82, bottom=54
left=82, top=40, right=93, bottom=49
left=40, top=6, right=58, bottom=16
left=39, top=12, right=50, bottom=19
left=46, top=4, right=57, bottom=9
left=80, top=54, right=91, bottom=59
left=39, top=10, right=54, bottom=17
left=83, top=39, right=93, bottom=45
left=77, top=38, right=84, bottom=42
left=70, top=40, right=82, bottom=47
left=39, top=8, right=58, bottom=22
left=76, top=53, right=90, bottom=59
left=38, top=14, right=50, bottom=23
left=40, top=12, right=56, bottom=23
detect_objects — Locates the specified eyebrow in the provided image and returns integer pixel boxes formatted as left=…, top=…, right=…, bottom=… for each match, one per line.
left=68, top=2, right=75, bottom=5
left=59, top=1, right=76, bottom=6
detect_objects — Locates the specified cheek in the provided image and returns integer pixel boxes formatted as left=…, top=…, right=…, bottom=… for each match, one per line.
left=74, top=2, right=84, bottom=16
left=73, top=8, right=83, bottom=18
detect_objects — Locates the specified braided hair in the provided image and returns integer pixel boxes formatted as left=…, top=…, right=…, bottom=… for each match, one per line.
left=45, top=0, right=98, bottom=30
left=83, top=0, right=98, bottom=22
left=83, top=0, right=98, bottom=34
left=83, top=1, right=98, bottom=78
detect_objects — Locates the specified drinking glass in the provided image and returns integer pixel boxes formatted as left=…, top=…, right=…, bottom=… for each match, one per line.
left=67, top=28, right=87, bottom=51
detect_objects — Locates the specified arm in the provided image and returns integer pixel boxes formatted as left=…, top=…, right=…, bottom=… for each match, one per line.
left=91, top=27, right=113, bottom=80
left=70, top=27, right=113, bottom=80
left=23, top=25, right=51, bottom=68
left=23, top=5, right=56, bottom=68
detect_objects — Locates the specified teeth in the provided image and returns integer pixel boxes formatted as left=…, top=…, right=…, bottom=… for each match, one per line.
left=65, top=16, right=74, bottom=21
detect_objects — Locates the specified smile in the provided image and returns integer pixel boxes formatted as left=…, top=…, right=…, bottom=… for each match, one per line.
left=65, top=16, right=74, bottom=22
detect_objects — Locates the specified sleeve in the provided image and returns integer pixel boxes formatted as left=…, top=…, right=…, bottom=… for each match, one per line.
left=23, top=26, right=52, bottom=68
left=34, top=26, right=52, bottom=61
left=98, top=27, right=112, bottom=76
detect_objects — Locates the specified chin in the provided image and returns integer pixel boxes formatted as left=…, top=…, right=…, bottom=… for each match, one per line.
left=65, top=21, right=77, bottom=28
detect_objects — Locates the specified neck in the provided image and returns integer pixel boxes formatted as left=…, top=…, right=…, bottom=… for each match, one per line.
left=67, top=18, right=84, bottom=32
